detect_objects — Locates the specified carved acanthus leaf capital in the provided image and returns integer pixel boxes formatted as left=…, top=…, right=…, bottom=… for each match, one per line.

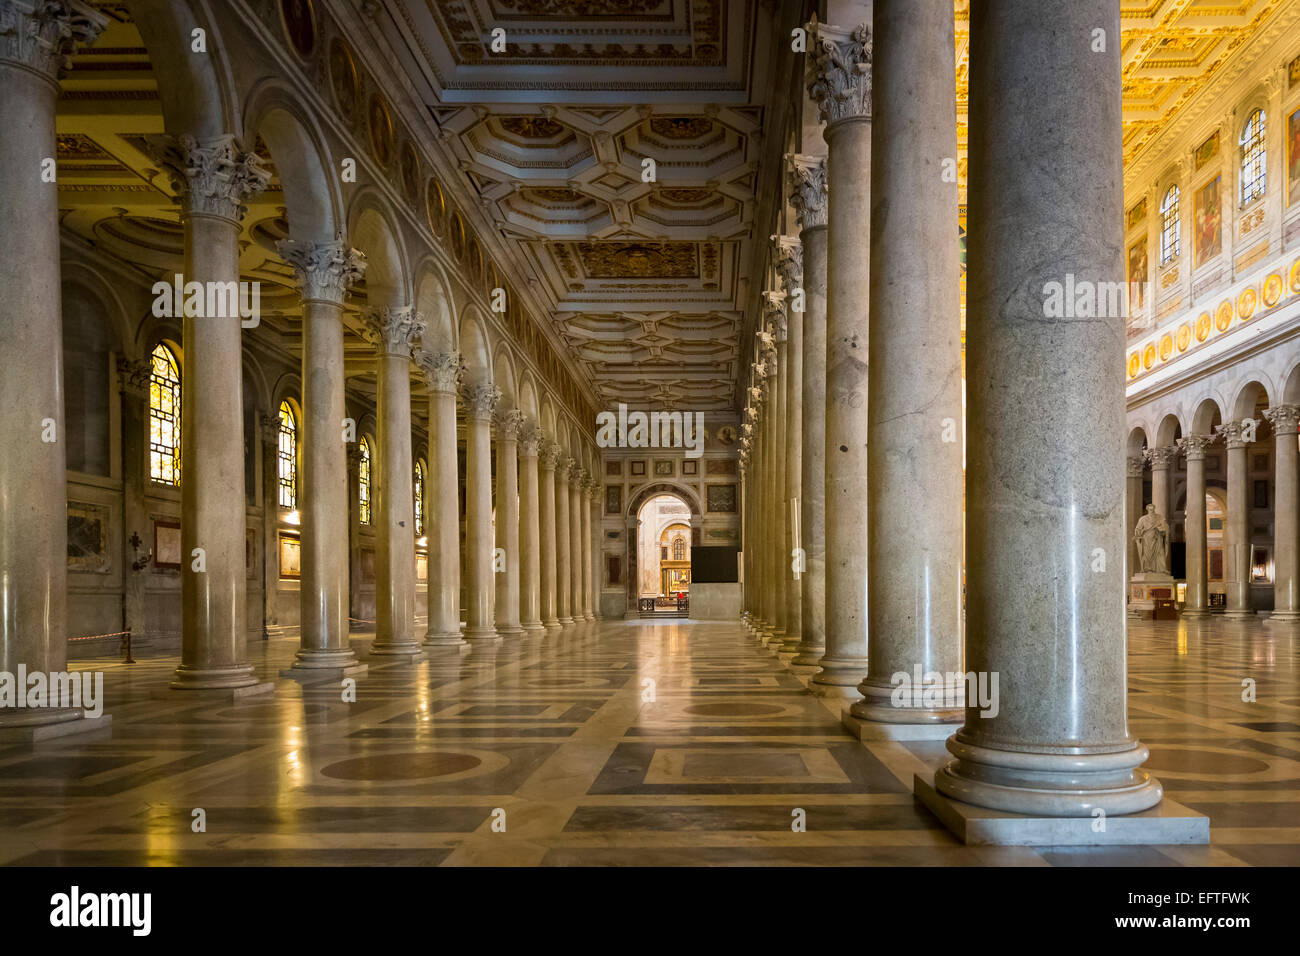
left=1264, top=404, right=1300, bottom=436
left=1126, top=456, right=1145, bottom=479
left=461, top=382, right=501, bottom=422
left=413, top=348, right=463, bottom=393
left=763, top=290, right=788, bottom=342
left=518, top=421, right=542, bottom=455
left=362, top=306, right=423, bottom=357
left=1176, top=435, right=1215, bottom=461
left=0, top=0, right=108, bottom=82
left=806, top=21, right=873, bottom=127
left=258, top=411, right=280, bottom=445
left=276, top=238, right=366, bottom=303
left=496, top=408, right=526, bottom=440
left=146, top=134, right=270, bottom=221
left=539, top=438, right=562, bottom=469
left=785, top=153, right=828, bottom=229
left=1145, top=445, right=1178, bottom=469
left=1214, top=420, right=1253, bottom=449
left=772, top=235, right=803, bottom=291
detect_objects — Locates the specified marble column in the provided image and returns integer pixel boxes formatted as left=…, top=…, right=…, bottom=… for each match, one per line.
left=769, top=301, right=791, bottom=647
left=539, top=440, right=562, bottom=630
left=362, top=307, right=423, bottom=658
left=807, top=19, right=871, bottom=697
left=1179, top=435, right=1214, bottom=618
left=776, top=240, right=804, bottom=652
left=494, top=409, right=525, bottom=638
left=570, top=468, right=586, bottom=622
left=117, top=358, right=152, bottom=646
left=278, top=240, right=365, bottom=673
left=1125, top=456, right=1145, bottom=577
left=1218, top=421, right=1254, bottom=620
left=1265, top=405, right=1300, bottom=622
left=932, top=0, right=1163, bottom=817
left=555, top=459, right=574, bottom=625
left=149, top=134, right=270, bottom=689
left=416, top=349, right=465, bottom=647
left=462, top=383, right=502, bottom=645
left=1148, top=446, right=1176, bottom=571
left=582, top=479, right=596, bottom=620
left=258, top=413, right=280, bottom=639
left=518, top=423, right=546, bottom=634
left=756, top=350, right=777, bottom=636
left=0, top=0, right=107, bottom=719
left=787, top=156, right=828, bottom=667
left=852, top=0, right=964, bottom=730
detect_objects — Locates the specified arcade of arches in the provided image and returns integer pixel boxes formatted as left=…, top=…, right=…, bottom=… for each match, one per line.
left=2, top=0, right=1300, bottom=866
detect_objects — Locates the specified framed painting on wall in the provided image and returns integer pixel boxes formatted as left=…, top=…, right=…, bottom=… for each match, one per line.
left=706, top=484, right=737, bottom=513
left=605, top=484, right=622, bottom=515
left=1290, top=107, right=1300, bottom=207
left=67, top=502, right=110, bottom=573
left=154, top=518, right=181, bottom=569
left=1193, top=175, right=1222, bottom=269
left=279, top=531, right=301, bottom=579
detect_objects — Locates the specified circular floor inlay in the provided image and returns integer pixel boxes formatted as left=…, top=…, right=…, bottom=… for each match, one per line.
left=682, top=701, right=786, bottom=717
left=1141, top=749, right=1269, bottom=776
left=320, top=751, right=482, bottom=781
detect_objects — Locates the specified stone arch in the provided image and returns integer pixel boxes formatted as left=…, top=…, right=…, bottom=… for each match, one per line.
left=625, top=481, right=703, bottom=520
left=130, top=0, right=240, bottom=138
left=1282, top=361, right=1300, bottom=404
left=347, top=191, right=409, bottom=306
left=458, top=305, right=493, bottom=387
left=518, top=370, right=540, bottom=423
left=1155, top=412, right=1183, bottom=447
left=1126, top=424, right=1150, bottom=457
left=1190, top=397, right=1223, bottom=436
left=1229, top=378, right=1270, bottom=422
left=541, top=395, right=556, bottom=442
left=243, top=81, right=342, bottom=242
left=413, top=260, right=457, bottom=353
left=493, top=344, right=518, bottom=410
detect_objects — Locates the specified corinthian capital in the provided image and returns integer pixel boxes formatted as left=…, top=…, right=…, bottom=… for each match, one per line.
left=786, top=154, right=828, bottom=229
left=362, top=306, right=423, bottom=357
left=806, top=21, right=872, bottom=127
left=763, top=290, right=788, bottom=342
left=146, top=133, right=271, bottom=221
left=276, top=238, right=366, bottom=303
left=496, top=408, right=526, bottom=440
left=1145, top=445, right=1178, bottom=470
left=413, top=348, right=462, bottom=393
left=1264, top=403, right=1300, bottom=436
left=539, top=437, right=562, bottom=469
left=116, top=356, right=151, bottom=401
left=1176, top=435, right=1215, bottom=461
left=1126, top=456, right=1145, bottom=479
left=461, top=382, right=501, bottom=422
left=1214, top=420, right=1253, bottom=449
left=518, top=421, right=542, bottom=455
left=0, top=0, right=107, bottom=82
left=773, top=235, right=803, bottom=291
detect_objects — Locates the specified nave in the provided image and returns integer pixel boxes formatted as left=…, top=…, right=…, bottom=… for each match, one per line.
left=1, top=618, right=1296, bottom=867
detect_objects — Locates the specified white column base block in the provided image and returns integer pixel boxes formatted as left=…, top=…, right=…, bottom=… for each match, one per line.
left=842, top=711, right=960, bottom=741
left=279, top=662, right=368, bottom=682
left=0, top=709, right=112, bottom=744
left=914, top=773, right=1209, bottom=846
left=158, top=680, right=274, bottom=700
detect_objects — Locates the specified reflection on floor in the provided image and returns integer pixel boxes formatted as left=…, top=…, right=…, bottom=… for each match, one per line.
left=1, top=616, right=1297, bottom=866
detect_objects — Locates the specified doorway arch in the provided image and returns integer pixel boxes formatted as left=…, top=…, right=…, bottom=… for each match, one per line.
left=623, top=482, right=702, bottom=617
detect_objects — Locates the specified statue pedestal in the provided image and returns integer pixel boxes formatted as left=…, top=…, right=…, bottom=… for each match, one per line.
left=1129, top=572, right=1175, bottom=620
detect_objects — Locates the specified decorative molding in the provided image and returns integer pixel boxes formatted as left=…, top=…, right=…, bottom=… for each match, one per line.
left=1176, top=434, right=1215, bottom=460
left=1215, top=420, right=1254, bottom=449
left=518, top=421, right=542, bottom=455
left=1146, top=445, right=1179, bottom=469
left=773, top=234, right=802, bottom=291
left=496, top=407, right=526, bottom=440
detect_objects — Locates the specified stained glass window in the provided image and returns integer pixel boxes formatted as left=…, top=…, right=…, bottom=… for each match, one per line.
left=148, top=343, right=181, bottom=485
left=1240, top=108, right=1266, bottom=207
left=358, top=436, right=372, bottom=525
left=277, top=400, right=298, bottom=509
left=414, top=460, right=425, bottom=536
left=1159, top=185, right=1180, bottom=265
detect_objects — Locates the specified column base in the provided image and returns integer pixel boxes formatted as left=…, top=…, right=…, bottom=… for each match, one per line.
left=170, top=663, right=266, bottom=691
left=542, top=619, right=563, bottom=632
left=933, top=735, right=1164, bottom=817
left=368, top=641, right=425, bottom=662
left=423, top=630, right=468, bottom=648
left=790, top=642, right=826, bottom=668
left=0, top=708, right=113, bottom=744
left=464, top=627, right=502, bottom=646
left=558, top=615, right=575, bottom=626
left=521, top=621, right=547, bottom=636
left=1222, top=609, right=1255, bottom=621
left=1180, top=608, right=1213, bottom=619
left=848, top=680, right=964, bottom=730
left=1265, top=610, right=1300, bottom=624
left=808, top=655, right=867, bottom=698
left=842, top=710, right=960, bottom=741
left=915, top=773, right=1207, bottom=846
left=280, top=649, right=368, bottom=682
left=495, top=623, right=526, bottom=639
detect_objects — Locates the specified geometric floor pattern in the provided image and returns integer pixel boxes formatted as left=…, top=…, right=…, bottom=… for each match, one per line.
left=1, top=616, right=1297, bottom=866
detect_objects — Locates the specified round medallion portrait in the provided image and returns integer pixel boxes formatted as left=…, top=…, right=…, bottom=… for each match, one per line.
left=328, top=38, right=358, bottom=122
left=279, top=0, right=315, bottom=59
left=367, top=94, right=394, bottom=168
left=426, top=177, right=447, bottom=237
left=399, top=141, right=420, bottom=203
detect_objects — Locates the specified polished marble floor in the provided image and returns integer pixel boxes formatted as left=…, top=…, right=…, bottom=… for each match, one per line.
left=1, top=615, right=1297, bottom=866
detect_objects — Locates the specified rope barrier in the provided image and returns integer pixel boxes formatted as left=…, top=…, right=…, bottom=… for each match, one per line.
left=67, top=629, right=134, bottom=663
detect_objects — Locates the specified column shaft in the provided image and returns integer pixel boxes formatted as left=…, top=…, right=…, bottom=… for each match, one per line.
left=1180, top=438, right=1211, bottom=618
left=570, top=471, right=585, bottom=621
left=556, top=461, right=573, bottom=624
left=1221, top=426, right=1253, bottom=619
left=494, top=411, right=524, bottom=637
left=462, top=384, right=501, bottom=644
left=519, top=425, right=545, bottom=633
left=539, top=442, right=561, bottom=629
left=1266, top=406, right=1300, bottom=621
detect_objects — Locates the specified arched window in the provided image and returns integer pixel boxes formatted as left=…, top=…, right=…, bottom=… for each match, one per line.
left=148, top=342, right=181, bottom=486
left=1159, top=185, right=1180, bottom=265
left=358, top=436, right=372, bottom=525
left=1240, top=108, right=1266, bottom=207
left=413, top=460, right=425, bottom=535
left=672, top=536, right=685, bottom=561
left=277, top=400, right=298, bottom=509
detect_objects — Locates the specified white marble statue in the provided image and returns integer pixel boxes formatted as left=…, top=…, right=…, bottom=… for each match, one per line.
left=1133, top=504, right=1169, bottom=575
